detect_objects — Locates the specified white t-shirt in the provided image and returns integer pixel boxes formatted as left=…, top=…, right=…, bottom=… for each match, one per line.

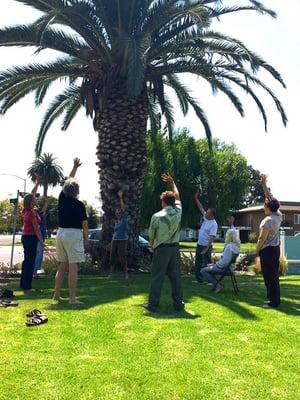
left=198, top=217, right=218, bottom=246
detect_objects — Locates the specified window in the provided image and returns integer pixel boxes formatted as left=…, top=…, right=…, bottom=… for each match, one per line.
left=294, top=214, right=300, bottom=225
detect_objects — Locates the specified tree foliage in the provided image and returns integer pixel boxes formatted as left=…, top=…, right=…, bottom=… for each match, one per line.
left=0, top=199, right=22, bottom=233
left=243, top=165, right=265, bottom=205
left=140, top=129, right=251, bottom=228
left=83, top=202, right=101, bottom=229
left=27, top=153, right=64, bottom=197
left=0, top=0, right=287, bottom=154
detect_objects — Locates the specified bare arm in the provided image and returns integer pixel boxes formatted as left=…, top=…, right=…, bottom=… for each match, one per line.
left=118, top=190, right=125, bottom=209
left=82, top=220, right=89, bottom=249
left=41, top=198, right=49, bottom=214
left=256, top=228, right=269, bottom=254
left=31, top=216, right=44, bottom=246
left=260, top=174, right=273, bottom=199
left=201, top=235, right=215, bottom=254
left=31, top=174, right=43, bottom=196
left=194, top=193, right=206, bottom=217
left=69, top=158, right=82, bottom=178
left=161, top=173, right=180, bottom=201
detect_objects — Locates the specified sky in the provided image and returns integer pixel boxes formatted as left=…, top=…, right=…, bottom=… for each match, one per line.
left=0, top=0, right=299, bottom=208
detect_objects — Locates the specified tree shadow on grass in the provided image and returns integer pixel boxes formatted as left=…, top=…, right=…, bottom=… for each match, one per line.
left=145, top=309, right=200, bottom=320
left=9, top=274, right=300, bottom=319
left=190, top=275, right=300, bottom=319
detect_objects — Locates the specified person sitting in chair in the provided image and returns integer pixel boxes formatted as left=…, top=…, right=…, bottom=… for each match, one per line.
left=201, top=229, right=240, bottom=293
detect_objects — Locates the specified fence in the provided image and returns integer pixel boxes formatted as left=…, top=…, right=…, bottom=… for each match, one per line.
left=281, top=231, right=300, bottom=275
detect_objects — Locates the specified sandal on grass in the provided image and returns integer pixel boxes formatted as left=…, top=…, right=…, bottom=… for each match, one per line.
left=26, top=309, right=44, bottom=318
left=26, top=315, right=48, bottom=327
left=0, top=300, right=18, bottom=307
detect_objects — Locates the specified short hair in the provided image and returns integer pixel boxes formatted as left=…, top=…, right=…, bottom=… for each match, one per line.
left=63, top=178, right=79, bottom=198
left=160, top=191, right=176, bottom=207
left=23, top=194, right=34, bottom=210
left=225, top=229, right=240, bottom=247
left=208, top=208, right=216, bottom=218
left=265, top=197, right=280, bottom=212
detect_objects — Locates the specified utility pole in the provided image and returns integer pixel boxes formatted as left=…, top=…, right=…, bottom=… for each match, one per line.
left=10, top=190, right=19, bottom=269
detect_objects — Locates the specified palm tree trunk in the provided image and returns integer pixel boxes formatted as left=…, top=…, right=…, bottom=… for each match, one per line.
left=43, top=182, right=48, bottom=198
left=94, top=86, right=148, bottom=267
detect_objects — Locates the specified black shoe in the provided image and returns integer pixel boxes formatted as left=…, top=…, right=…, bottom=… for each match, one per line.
left=143, top=303, right=157, bottom=312
left=174, top=302, right=185, bottom=311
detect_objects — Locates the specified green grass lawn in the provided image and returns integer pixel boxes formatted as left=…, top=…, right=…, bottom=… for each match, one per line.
left=1, top=274, right=299, bottom=400
left=180, top=241, right=256, bottom=253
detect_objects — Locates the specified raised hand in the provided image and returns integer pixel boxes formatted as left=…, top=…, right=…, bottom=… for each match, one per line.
left=161, top=172, right=174, bottom=184
left=73, top=158, right=82, bottom=169
left=117, top=190, right=123, bottom=198
left=260, top=174, right=267, bottom=186
left=194, top=192, right=200, bottom=200
left=34, top=174, right=43, bottom=185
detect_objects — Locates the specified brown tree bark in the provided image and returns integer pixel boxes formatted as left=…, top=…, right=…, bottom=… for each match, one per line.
left=94, top=86, right=148, bottom=267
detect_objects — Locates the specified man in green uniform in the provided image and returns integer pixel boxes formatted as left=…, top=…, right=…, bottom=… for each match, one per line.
left=144, top=173, right=184, bottom=312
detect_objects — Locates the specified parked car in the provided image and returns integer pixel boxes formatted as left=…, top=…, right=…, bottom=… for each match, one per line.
left=87, top=229, right=151, bottom=264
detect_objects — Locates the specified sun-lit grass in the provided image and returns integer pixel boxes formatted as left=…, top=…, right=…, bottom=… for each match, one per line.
left=180, top=241, right=256, bottom=253
left=0, top=274, right=299, bottom=400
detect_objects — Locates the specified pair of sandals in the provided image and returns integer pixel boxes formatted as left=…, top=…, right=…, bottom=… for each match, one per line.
left=26, top=309, right=48, bottom=327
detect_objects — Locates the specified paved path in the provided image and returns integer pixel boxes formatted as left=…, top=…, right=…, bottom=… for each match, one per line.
left=0, top=234, right=21, bottom=246
left=0, top=245, right=23, bottom=265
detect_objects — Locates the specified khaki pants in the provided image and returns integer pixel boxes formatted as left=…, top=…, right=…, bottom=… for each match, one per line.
left=110, top=240, right=128, bottom=275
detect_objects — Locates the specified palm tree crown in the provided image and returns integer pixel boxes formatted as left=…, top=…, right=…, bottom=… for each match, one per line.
left=28, top=152, right=64, bottom=196
left=0, top=0, right=287, bottom=153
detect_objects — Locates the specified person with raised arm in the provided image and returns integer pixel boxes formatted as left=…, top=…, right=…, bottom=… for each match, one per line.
left=194, top=193, right=218, bottom=283
left=53, top=158, right=88, bottom=305
left=144, top=173, right=184, bottom=312
left=256, top=174, right=282, bottom=309
left=33, top=196, right=49, bottom=278
left=20, top=175, right=45, bottom=291
left=109, top=190, right=129, bottom=279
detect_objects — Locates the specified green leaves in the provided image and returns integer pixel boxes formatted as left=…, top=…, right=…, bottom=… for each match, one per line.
left=0, top=0, right=287, bottom=152
left=27, top=152, right=65, bottom=196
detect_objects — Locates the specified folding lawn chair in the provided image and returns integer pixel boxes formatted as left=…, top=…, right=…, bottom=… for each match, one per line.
left=212, top=253, right=240, bottom=294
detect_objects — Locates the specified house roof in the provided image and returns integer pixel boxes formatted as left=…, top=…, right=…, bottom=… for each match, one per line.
left=234, top=201, right=300, bottom=214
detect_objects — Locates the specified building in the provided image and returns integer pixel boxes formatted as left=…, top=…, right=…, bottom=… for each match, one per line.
left=232, top=201, right=300, bottom=242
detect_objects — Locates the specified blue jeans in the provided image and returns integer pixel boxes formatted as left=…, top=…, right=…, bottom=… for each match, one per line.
left=201, top=265, right=224, bottom=286
left=20, top=235, right=38, bottom=290
left=34, top=241, right=44, bottom=272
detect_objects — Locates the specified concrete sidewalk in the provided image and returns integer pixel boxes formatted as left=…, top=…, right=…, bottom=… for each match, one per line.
left=0, top=246, right=23, bottom=265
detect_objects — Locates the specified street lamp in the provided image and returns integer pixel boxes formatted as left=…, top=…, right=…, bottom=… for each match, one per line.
left=0, top=173, right=26, bottom=193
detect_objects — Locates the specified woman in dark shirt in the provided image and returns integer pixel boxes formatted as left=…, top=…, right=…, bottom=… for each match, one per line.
left=53, top=158, right=88, bottom=304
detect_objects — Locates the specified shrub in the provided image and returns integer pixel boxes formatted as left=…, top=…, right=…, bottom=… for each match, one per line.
left=180, top=251, right=195, bottom=274
left=43, top=253, right=100, bottom=276
left=249, top=232, right=257, bottom=243
left=254, top=256, right=288, bottom=276
left=0, top=262, right=20, bottom=278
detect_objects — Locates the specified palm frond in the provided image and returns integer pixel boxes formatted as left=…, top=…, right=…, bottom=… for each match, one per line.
left=35, top=84, right=81, bottom=155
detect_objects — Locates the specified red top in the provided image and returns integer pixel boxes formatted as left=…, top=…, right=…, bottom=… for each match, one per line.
left=22, top=209, right=41, bottom=236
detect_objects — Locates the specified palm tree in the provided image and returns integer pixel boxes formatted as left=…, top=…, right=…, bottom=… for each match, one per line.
left=0, top=1, right=287, bottom=248
left=28, top=153, right=64, bottom=197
